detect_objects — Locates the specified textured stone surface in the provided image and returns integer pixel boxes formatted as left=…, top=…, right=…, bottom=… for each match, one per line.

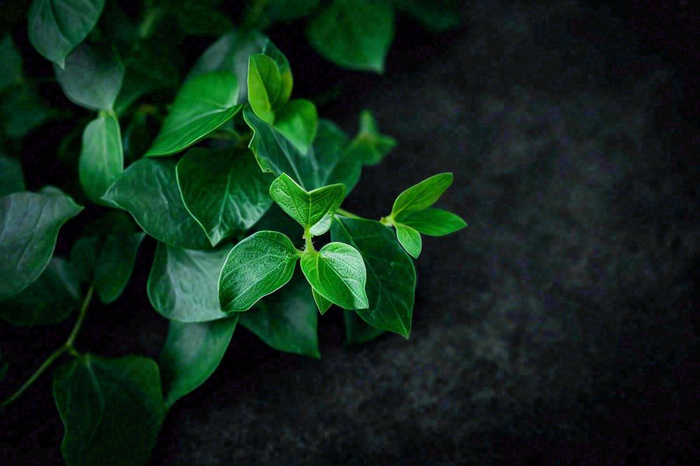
left=1, top=1, right=697, bottom=464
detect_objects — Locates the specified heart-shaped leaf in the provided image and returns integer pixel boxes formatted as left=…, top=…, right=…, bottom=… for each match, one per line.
left=79, top=112, right=124, bottom=204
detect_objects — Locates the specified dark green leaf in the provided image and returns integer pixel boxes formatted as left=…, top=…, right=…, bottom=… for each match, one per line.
left=147, top=242, right=230, bottom=322
left=79, top=112, right=123, bottom=204
left=391, top=172, right=453, bottom=217
left=146, top=72, right=241, bottom=157
left=54, top=44, right=124, bottom=111
left=312, top=120, right=362, bottom=192
left=176, top=148, right=274, bottom=246
left=274, top=99, right=318, bottom=154
left=307, top=0, right=395, bottom=72
left=395, top=223, right=422, bottom=258
left=0, top=257, right=81, bottom=326
left=159, top=315, right=238, bottom=407
left=261, top=0, right=320, bottom=26
left=344, top=110, right=396, bottom=165
left=28, top=0, right=106, bottom=67
left=395, top=208, right=467, bottom=236
left=343, top=309, right=385, bottom=345
left=0, top=154, right=25, bottom=196
left=331, top=217, right=415, bottom=337
left=53, top=354, right=165, bottom=466
left=241, top=271, right=320, bottom=358
left=394, top=0, right=462, bottom=32
left=219, top=231, right=300, bottom=312
left=300, top=242, right=368, bottom=310
left=247, top=54, right=281, bottom=124
left=0, top=86, right=56, bottom=138
left=102, top=158, right=210, bottom=249
left=168, top=1, right=233, bottom=36
left=312, top=287, right=332, bottom=314
left=0, top=190, right=82, bottom=300
left=0, top=35, right=22, bottom=92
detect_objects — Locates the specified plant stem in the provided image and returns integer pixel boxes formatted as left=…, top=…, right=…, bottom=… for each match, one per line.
left=336, top=208, right=362, bottom=219
left=303, top=227, right=315, bottom=252
left=1, top=286, right=94, bottom=409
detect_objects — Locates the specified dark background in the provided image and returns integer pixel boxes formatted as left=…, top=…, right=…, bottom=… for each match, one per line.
left=1, top=0, right=698, bottom=464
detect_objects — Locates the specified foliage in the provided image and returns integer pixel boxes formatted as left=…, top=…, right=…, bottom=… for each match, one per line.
left=0, top=0, right=466, bottom=464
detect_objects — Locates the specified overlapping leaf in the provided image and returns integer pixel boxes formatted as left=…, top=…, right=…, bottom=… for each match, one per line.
left=79, top=113, right=123, bottom=204
left=395, top=208, right=467, bottom=236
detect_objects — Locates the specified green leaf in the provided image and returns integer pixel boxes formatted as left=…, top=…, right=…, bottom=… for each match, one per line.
left=274, top=99, right=318, bottom=155
left=0, top=85, right=56, bottom=138
left=269, top=173, right=345, bottom=234
left=312, top=287, right=332, bottom=314
left=262, top=41, right=293, bottom=107
left=79, top=113, right=124, bottom=204
left=0, top=190, right=82, bottom=300
left=307, top=0, right=395, bottom=72
left=344, top=110, right=396, bottom=165
left=54, top=44, right=124, bottom=111
left=312, top=120, right=362, bottom=192
left=395, top=208, right=467, bottom=236
left=391, top=172, right=453, bottom=217
left=394, top=0, right=462, bottom=32
left=331, top=217, right=415, bottom=337
left=0, top=257, right=81, bottom=326
left=146, top=71, right=241, bottom=157
left=176, top=148, right=273, bottom=246
left=244, top=105, right=320, bottom=190
left=28, top=0, right=106, bottom=67
left=148, top=242, right=230, bottom=322
left=394, top=223, right=422, bottom=258
left=189, top=30, right=267, bottom=103
left=260, top=0, right=320, bottom=26
left=53, top=354, right=166, bottom=466
left=343, top=309, right=385, bottom=345
left=159, top=315, right=238, bottom=407
left=219, top=231, right=300, bottom=312
left=247, top=54, right=281, bottom=124
left=300, top=242, right=368, bottom=310
left=0, top=154, right=25, bottom=196
left=0, top=35, right=23, bottom=92
left=71, top=232, right=144, bottom=304
left=102, top=158, right=210, bottom=249
left=241, top=271, right=320, bottom=358
left=167, top=0, right=233, bottom=36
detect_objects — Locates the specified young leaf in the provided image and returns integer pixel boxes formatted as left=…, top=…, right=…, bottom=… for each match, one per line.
left=395, top=208, right=467, bottom=236
left=344, top=110, right=396, bottom=165
left=274, top=99, right=318, bottom=154
left=146, top=71, right=241, bottom=156
left=391, top=172, right=453, bottom=217
left=0, top=190, right=82, bottom=300
left=28, top=0, right=106, bottom=67
left=247, top=54, right=281, bottom=124
left=331, top=217, right=415, bottom=338
left=0, top=154, right=25, bottom=196
left=312, top=120, right=362, bottom=192
left=219, top=231, right=300, bottom=312
left=269, top=173, right=345, bottom=233
left=262, top=41, right=293, bottom=107
left=102, top=158, right=210, bottom=249
left=394, top=223, right=422, bottom=258
left=0, top=257, right=81, bottom=327
left=79, top=112, right=124, bottom=204
left=343, top=309, right=385, bottom=345
left=312, top=288, right=332, bottom=314
left=148, top=242, right=230, bottom=322
left=307, top=0, right=395, bottom=72
left=53, top=354, right=166, bottom=466
left=176, top=148, right=274, bottom=246
left=240, top=271, right=320, bottom=358
left=0, top=35, right=23, bottom=92
left=300, top=243, right=368, bottom=310
left=159, top=316, right=238, bottom=408
left=54, top=44, right=124, bottom=111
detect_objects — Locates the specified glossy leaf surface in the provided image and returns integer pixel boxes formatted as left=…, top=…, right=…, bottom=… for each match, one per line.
left=395, top=208, right=467, bottom=236
left=395, top=223, right=422, bottom=258
left=219, top=231, right=299, bottom=312
left=247, top=54, right=281, bottom=123
left=274, top=99, right=318, bottom=154
left=159, top=316, right=238, bottom=407
left=79, top=113, right=123, bottom=204
left=391, top=172, right=453, bottom=217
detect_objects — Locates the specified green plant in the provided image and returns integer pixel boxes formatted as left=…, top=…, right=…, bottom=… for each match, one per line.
left=0, top=0, right=466, bottom=464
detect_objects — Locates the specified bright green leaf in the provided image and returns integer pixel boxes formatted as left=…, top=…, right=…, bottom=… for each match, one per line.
left=219, top=231, right=299, bottom=312
left=28, top=0, right=106, bottom=67
left=269, top=173, right=345, bottom=234
left=159, top=315, right=238, bottom=407
left=343, top=309, right=385, bottom=345
left=0, top=190, right=82, bottom=300
left=262, top=41, right=293, bottom=106
left=391, top=172, right=453, bottom=217
left=176, top=148, right=273, bottom=246
left=53, top=354, right=165, bottom=466
left=79, top=113, right=123, bottom=204
left=395, top=223, right=422, bottom=258
left=331, top=217, right=415, bottom=337
left=0, top=35, right=23, bottom=92
left=307, top=0, right=395, bottom=72
left=0, top=154, right=25, bottom=196
left=148, top=242, right=230, bottom=322
left=146, top=71, right=241, bottom=157
left=241, top=271, right=320, bottom=358
left=102, top=158, right=210, bottom=249
left=344, top=110, right=396, bottom=165
left=274, top=99, right=318, bottom=155
left=312, top=287, right=332, bottom=314
left=247, top=54, right=281, bottom=124
left=395, top=208, right=467, bottom=236
left=300, top=242, right=368, bottom=310
left=54, top=44, right=124, bottom=111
